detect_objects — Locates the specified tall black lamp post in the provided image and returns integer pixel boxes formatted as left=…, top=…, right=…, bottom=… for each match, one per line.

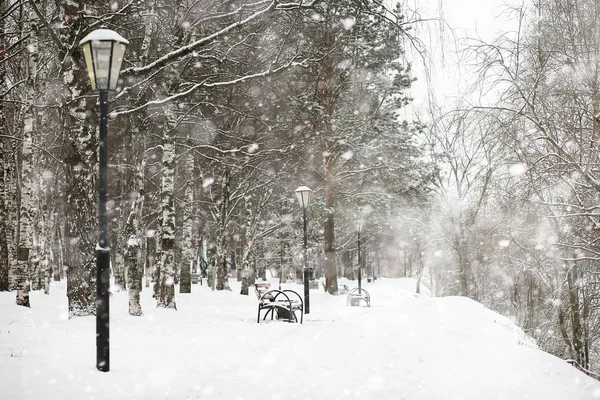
left=79, top=27, right=128, bottom=373
left=295, top=186, right=312, bottom=314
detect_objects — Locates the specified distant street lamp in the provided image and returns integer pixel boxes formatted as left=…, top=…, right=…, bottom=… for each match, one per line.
left=79, top=27, right=129, bottom=373
left=295, top=186, right=312, bottom=314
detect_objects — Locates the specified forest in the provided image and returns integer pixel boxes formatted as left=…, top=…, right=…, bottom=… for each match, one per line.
left=1, top=0, right=600, bottom=380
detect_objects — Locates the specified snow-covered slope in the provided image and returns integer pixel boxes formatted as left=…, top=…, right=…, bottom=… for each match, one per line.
left=0, top=278, right=598, bottom=399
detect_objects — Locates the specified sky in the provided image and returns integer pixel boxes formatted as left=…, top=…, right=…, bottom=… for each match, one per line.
left=404, top=0, right=517, bottom=113
left=1, top=277, right=598, bottom=399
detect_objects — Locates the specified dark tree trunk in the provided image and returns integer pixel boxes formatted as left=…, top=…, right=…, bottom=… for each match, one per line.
left=324, top=163, right=338, bottom=295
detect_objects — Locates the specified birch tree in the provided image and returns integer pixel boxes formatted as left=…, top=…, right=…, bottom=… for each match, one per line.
left=178, top=147, right=194, bottom=294
left=126, top=159, right=145, bottom=316
left=0, top=0, right=9, bottom=292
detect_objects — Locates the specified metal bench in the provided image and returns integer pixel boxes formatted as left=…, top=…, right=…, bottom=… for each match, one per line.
left=254, top=283, right=304, bottom=323
left=347, top=287, right=370, bottom=307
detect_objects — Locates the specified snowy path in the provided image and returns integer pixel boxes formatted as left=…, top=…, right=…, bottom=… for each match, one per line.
left=0, top=278, right=598, bottom=399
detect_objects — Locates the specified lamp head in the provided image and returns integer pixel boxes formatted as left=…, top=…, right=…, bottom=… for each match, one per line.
left=79, top=27, right=129, bottom=92
left=295, top=186, right=312, bottom=210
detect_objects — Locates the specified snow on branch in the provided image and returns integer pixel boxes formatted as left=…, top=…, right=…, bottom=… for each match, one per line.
left=275, top=0, right=318, bottom=10
left=112, top=59, right=307, bottom=117
left=27, top=0, right=66, bottom=52
left=120, top=0, right=316, bottom=78
left=121, top=1, right=276, bottom=77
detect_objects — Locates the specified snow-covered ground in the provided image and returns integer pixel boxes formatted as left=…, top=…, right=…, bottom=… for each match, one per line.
left=1, top=277, right=598, bottom=400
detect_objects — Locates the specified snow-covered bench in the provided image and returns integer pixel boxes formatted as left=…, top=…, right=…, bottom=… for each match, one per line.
left=347, top=287, right=370, bottom=307
left=254, top=283, right=304, bottom=324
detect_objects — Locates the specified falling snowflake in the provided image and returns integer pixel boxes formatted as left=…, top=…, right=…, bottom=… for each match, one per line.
left=341, top=151, right=354, bottom=160
left=341, top=16, right=356, bottom=30
left=203, top=177, right=214, bottom=188
left=509, top=163, right=527, bottom=176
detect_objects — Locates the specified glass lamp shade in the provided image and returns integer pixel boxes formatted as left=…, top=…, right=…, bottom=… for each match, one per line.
left=79, top=28, right=129, bottom=91
left=295, top=186, right=312, bottom=209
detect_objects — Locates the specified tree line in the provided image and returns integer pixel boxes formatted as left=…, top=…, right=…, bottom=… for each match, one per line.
left=408, top=0, right=600, bottom=379
left=0, top=0, right=430, bottom=314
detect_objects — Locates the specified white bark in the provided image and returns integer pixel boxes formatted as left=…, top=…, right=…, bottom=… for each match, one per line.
left=16, top=3, right=40, bottom=306
left=179, top=150, right=194, bottom=293
left=126, top=159, right=145, bottom=316
left=156, top=104, right=177, bottom=309
left=60, top=4, right=98, bottom=316
left=215, top=170, right=230, bottom=291
left=5, top=146, right=18, bottom=291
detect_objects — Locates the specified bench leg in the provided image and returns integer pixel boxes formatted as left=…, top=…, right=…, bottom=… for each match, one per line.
left=263, top=308, right=275, bottom=321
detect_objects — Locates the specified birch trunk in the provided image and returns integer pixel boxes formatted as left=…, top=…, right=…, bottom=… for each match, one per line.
left=179, top=150, right=194, bottom=294
left=39, top=202, right=54, bottom=295
left=60, top=1, right=99, bottom=317
left=215, top=170, right=230, bottom=291
left=5, top=43, right=20, bottom=292
left=0, top=146, right=8, bottom=290
left=156, top=104, right=177, bottom=309
left=0, top=0, right=8, bottom=291
left=6, top=141, right=19, bottom=291
left=16, top=3, right=41, bottom=306
left=126, top=159, right=145, bottom=316
left=54, top=222, right=64, bottom=281
left=239, top=189, right=272, bottom=295
left=113, top=217, right=126, bottom=290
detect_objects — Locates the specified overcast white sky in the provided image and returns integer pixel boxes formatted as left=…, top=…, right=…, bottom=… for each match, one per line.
left=404, top=0, right=518, bottom=114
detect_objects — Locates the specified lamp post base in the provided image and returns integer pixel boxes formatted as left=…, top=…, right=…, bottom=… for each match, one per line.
left=303, top=269, right=310, bottom=314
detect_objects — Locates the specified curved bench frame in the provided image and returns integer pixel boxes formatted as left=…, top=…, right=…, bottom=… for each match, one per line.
left=257, top=289, right=304, bottom=324
left=346, top=288, right=371, bottom=307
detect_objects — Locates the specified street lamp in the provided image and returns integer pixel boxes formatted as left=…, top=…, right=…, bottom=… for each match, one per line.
left=79, top=27, right=128, bottom=373
left=295, top=186, right=312, bottom=314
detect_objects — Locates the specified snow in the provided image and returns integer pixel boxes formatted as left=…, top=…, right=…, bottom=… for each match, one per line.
left=1, top=278, right=599, bottom=400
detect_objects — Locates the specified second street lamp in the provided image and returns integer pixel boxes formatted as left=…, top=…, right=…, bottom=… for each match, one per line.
left=79, top=26, right=128, bottom=373
left=295, top=186, right=312, bottom=314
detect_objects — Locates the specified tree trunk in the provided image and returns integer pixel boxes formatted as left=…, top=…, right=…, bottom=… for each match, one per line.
left=215, top=170, right=230, bottom=291
left=58, top=1, right=98, bottom=317
left=0, top=148, right=9, bottom=291
left=179, top=150, right=194, bottom=294
left=567, top=263, right=588, bottom=370
left=16, top=5, right=41, bottom=306
left=6, top=140, right=19, bottom=291
left=63, top=81, right=98, bottom=316
left=40, top=207, right=52, bottom=295
left=126, top=160, right=145, bottom=316
left=0, top=0, right=8, bottom=291
left=53, top=223, right=64, bottom=281
left=324, top=158, right=338, bottom=295
left=0, top=0, right=20, bottom=293
left=156, top=105, right=177, bottom=309
left=113, top=222, right=126, bottom=290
